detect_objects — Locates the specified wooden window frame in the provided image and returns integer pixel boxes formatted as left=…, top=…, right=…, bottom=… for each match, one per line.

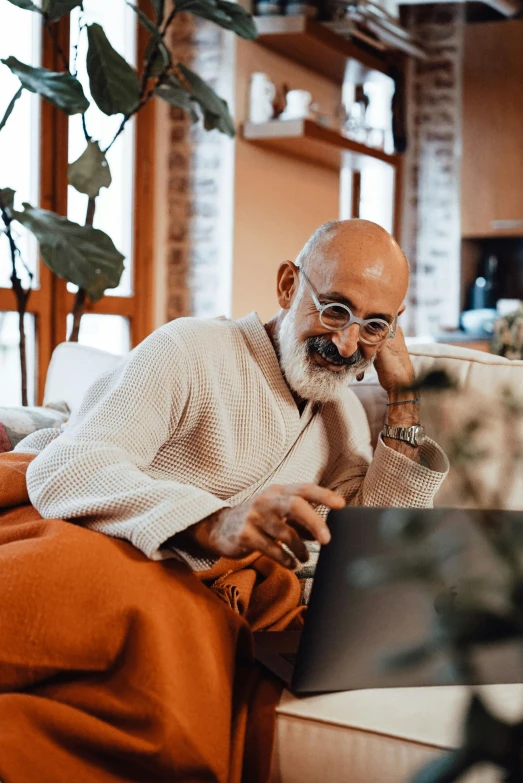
left=0, top=4, right=155, bottom=404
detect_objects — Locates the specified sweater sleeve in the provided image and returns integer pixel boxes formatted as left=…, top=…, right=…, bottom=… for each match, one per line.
left=24, top=329, right=230, bottom=560
left=324, top=393, right=449, bottom=508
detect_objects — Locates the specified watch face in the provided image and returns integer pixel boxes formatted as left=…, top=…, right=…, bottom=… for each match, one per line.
left=413, top=425, right=426, bottom=446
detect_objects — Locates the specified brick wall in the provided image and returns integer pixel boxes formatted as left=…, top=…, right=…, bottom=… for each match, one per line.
left=165, top=16, right=233, bottom=322
left=402, top=3, right=465, bottom=335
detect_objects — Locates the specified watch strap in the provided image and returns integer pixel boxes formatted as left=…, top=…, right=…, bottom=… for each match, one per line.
left=382, top=423, right=421, bottom=447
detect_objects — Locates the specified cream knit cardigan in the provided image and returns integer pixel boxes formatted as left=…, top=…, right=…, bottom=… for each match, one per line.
left=19, top=312, right=449, bottom=570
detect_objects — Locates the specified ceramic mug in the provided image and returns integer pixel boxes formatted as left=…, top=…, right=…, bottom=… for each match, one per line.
left=249, top=72, right=276, bottom=124
left=280, top=89, right=313, bottom=120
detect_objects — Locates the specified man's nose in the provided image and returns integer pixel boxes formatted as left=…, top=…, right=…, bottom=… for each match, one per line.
left=331, top=324, right=360, bottom=358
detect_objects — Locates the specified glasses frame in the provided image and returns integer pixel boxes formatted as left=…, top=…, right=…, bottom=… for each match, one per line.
left=297, top=266, right=397, bottom=346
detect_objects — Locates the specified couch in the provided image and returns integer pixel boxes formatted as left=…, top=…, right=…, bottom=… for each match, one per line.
left=42, top=340, right=523, bottom=783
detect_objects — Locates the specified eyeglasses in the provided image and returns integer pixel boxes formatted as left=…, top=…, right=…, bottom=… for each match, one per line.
left=297, top=266, right=397, bottom=346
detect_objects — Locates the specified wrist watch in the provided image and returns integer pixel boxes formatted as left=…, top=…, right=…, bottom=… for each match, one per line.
left=382, top=423, right=426, bottom=447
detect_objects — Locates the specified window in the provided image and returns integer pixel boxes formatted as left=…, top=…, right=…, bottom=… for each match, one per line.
left=0, top=3, right=42, bottom=405
left=340, top=76, right=399, bottom=237
left=0, top=2, right=156, bottom=406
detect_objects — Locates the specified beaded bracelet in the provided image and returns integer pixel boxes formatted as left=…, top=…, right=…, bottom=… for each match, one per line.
left=386, top=396, right=421, bottom=406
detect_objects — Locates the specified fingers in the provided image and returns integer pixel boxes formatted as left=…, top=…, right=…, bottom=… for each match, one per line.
left=253, top=483, right=345, bottom=546
left=283, top=496, right=331, bottom=544
left=246, top=524, right=298, bottom=570
left=285, top=483, right=346, bottom=511
left=255, top=513, right=310, bottom=562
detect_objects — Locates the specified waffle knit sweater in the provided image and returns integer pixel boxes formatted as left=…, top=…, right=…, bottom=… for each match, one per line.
left=19, top=312, right=449, bottom=570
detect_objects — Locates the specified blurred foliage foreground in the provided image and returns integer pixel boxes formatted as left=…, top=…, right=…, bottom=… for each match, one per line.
left=350, top=369, right=523, bottom=783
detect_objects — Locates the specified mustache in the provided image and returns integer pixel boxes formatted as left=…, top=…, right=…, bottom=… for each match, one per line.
left=306, top=336, right=366, bottom=367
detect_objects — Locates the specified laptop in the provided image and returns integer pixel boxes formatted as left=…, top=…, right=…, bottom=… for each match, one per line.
left=254, top=506, right=523, bottom=694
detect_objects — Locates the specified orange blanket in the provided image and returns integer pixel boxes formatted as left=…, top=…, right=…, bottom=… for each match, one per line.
left=0, top=452, right=305, bottom=783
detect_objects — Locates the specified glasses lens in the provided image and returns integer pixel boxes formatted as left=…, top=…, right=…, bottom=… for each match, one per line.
left=320, top=305, right=351, bottom=330
left=361, top=320, right=390, bottom=344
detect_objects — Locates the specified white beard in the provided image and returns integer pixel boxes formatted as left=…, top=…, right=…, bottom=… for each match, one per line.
left=277, top=295, right=374, bottom=403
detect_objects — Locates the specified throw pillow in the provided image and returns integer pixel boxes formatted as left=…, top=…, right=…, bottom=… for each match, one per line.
left=0, top=402, right=70, bottom=453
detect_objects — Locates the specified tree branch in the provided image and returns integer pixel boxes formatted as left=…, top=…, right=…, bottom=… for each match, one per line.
left=69, top=287, right=86, bottom=342
left=72, top=15, right=86, bottom=76
left=81, top=113, right=92, bottom=143
left=69, top=196, right=96, bottom=342
left=161, top=6, right=178, bottom=35
left=43, top=14, right=70, bottom=71
left=0, top=196, right=32, bottom=405
left=15, top=244, right=34, bottom=283
left=103, top=8, right=177, bottom=155
left=104, top=82, right=160, bottom=153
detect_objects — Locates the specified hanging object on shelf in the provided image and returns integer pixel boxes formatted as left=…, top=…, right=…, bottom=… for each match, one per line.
left=285, top=1, right=319, bottom=16
left=391, top=64, right=407, bottom=154
left=322, top=0, right=428, bottom=59
left=279, top=89, right=314, bottom=120
left=341, top=82, right=392, bottom=151
left=255, top=0, right=284, bottom=15
left=249, top=73, right=277, bottom=123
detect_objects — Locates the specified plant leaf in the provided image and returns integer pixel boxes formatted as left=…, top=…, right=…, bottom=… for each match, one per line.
left=437, top=607, right=520, bottom=647
left=0, top=188, right=16, bottom=214
left=126, top=1, right=160, bottom=36
left=214, top=0, right=257, bottom=38
left=12, top=203, right=125, bottom=302
left=0, top=86, right=23, bottom=133
left=1, top=57, right=88, bottom=115
left=411, top=750, right=475, bottom=783
left=155, top=81, right=198, bottom=123
left=175, top=64, right=235, bottom=136
left=415, top=369, right=457, bottom=392
left=150, top=0, right=165, bottom=23
left=5, top=0, right=40, bottom=10
left=463, top=694, right=514, bottom=763
left=175, top=0, right=257, bottom=39
left=126, top=3, right=171, bottom=76
left=42, top=0, right=82, bottom=20
left=67, top=141, right=112, bottom=199
left=381, top=642, right=434, bottom=673
left=86, top=24, right=140, bottom=116
left=145, top=36, right=171, bottom=77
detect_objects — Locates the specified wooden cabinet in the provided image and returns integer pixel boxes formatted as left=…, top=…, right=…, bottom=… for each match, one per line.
left=461, top=20, right=523, bottom=238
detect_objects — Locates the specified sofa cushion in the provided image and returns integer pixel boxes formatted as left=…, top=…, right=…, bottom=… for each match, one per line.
left=0, top=403, right=70, bottom=453
left=352, top=344, right=523, bottom=510
left=272, top=684, right=520, bottom=783
left=43, top=342, right=121, bottom=413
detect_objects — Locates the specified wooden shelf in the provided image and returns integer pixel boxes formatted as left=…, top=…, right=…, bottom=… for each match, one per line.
left=254, top=15, right=396, bottom=85
left=243, top=119, right=399, bottom=171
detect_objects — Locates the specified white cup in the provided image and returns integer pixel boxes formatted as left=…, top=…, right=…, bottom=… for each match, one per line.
left=249, top=73, right=276, bottom=124
left=281, top=89, right=313, bottom=120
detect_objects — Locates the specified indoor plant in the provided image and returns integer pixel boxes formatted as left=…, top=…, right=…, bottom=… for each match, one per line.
left=0, top=0, right=256, bottom=404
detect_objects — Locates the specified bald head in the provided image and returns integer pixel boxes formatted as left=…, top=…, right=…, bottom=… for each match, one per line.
left=295, top=219, right=409, bottom=298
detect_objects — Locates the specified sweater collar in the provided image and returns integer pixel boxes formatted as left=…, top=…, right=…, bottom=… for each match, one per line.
left=235, top=311, right=316, bottom=434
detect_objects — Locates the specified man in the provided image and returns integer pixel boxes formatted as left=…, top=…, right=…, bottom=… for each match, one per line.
left=19, top=219, right=448, bottom=571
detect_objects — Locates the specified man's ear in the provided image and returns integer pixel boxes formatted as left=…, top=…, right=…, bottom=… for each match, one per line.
left=276, top=261, right=299, bottom=310
left=398, top=303, right=406, bottom=317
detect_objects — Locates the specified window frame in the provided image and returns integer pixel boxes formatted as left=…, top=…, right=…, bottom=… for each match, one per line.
left=0, top=4, right=156, bottom=405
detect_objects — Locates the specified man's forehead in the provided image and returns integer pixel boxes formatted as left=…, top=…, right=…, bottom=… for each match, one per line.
left=308, top=250, right=408, bottom=314
left=315, top=251, right=404, bottom=289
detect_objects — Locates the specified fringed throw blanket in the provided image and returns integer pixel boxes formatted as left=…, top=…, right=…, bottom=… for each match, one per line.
left=0, top=452, right=305, bottom=783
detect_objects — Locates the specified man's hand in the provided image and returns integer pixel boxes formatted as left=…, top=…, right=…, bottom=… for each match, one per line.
left=172, top=483, right=346, bottom=569
left=373, top=325, right=415, bottom=399
left=373, top=325, right=420, bottom=459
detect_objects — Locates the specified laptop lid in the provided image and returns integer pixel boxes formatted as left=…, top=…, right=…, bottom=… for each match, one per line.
left=291, top=507, right=523, bottom=694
